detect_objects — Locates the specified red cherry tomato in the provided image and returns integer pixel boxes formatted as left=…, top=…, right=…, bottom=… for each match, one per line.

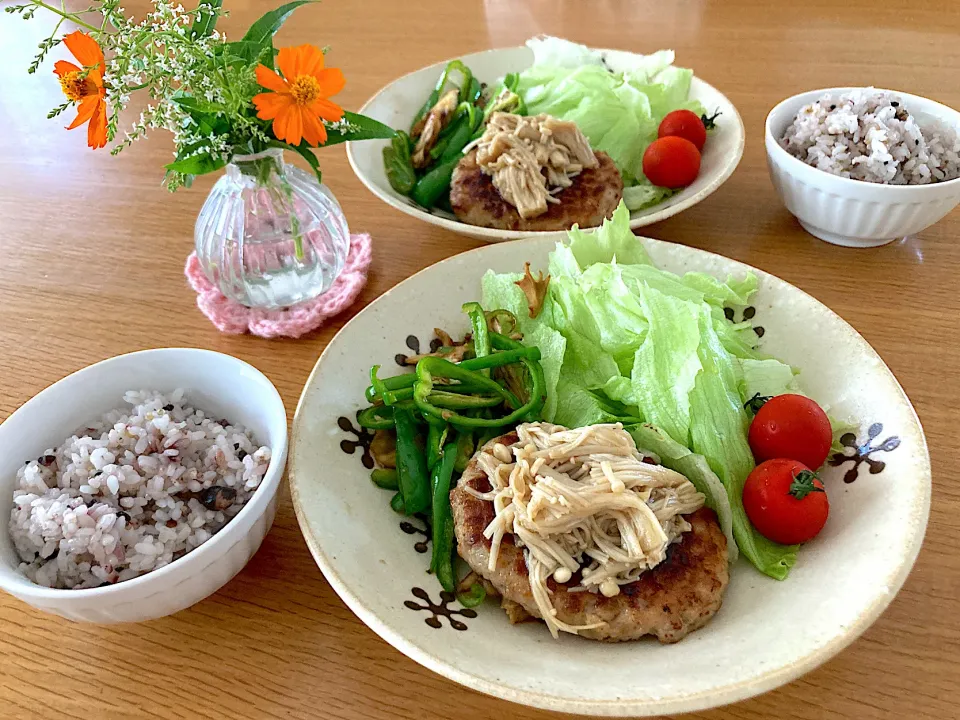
left=748, top=394, right=832, bottom=469
left=743, top=459, right=829, bottom=544
left=642, top=136, right=701, bottom=189
left=658, top=109, right=707, bottom=150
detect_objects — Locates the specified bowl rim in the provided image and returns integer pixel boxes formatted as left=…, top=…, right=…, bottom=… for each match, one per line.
left=764, top=85, right=960, bottom=193
left=0, top=347, right=288, bottom=601
left=346, top=43, right=746, bottom=241
left=288, top=235, right=931, bottom=716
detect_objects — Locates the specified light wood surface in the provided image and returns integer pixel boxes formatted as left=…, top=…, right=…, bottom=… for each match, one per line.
left=1, top=1, right=958, bottom=718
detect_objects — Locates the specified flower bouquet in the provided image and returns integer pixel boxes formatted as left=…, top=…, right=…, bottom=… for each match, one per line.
left=8, top=0, right=395, bottom=308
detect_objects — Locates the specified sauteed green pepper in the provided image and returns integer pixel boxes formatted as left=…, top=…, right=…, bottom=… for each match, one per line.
left=413, top=356, right=544, bottom=428
left=370, top=468, right=398, bottom=490
left=358, top=301, right=550, bottom=603
left=393, top=407, right=430, bottom=514
left=364, top=346, right=540, bottom=402
left=410, top=157, right=460, bottom=209
left=430, top=442, right=459, bottom=592
left=463, top=302, right=490, bottom=368
left=382, top=130, right=416, bottom=195
left=357, top=404, right=395, bottom=430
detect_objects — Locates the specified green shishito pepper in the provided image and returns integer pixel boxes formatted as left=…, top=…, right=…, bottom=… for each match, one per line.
left=392, top=407, right=430, bottom=514
left=360, top=386, right=501, bottom=422
left=438, top=104, right=481, bottom=165
left=365, top=346, right=539, bottom=402
left=370, top=468, right=398, bottom=490
left=465, top=76, right=482, bottom=105
left=369, top=365, right=395, bottom=405
left=489, top=333, right=547, bottom=420
left=451, top=61, right=474, bottom=105
left=410, top=65, right=450, bottom=133
left=383, top=131, right=415, bottom=195
left=485, top=309, right=518, bottom=337
left=410, top=60, right=474, bottom=133
left=453, top=429, right=475, bottom=473
left=426, top=420, right=448, bottom=471
left=410, top=157, right=459, bottom=209
left=456, top=580, right=486, bottom=608
left=356, top=404, right=395, bottom=430
left=428, top=391, right=505, bottom=409
left=462, top=302, right=490, bottom=365
left=430, top=441, right=459, bottom=592
left=413, top=356, right=544, bottom=428
left=480, top=72, right=526, bottom=130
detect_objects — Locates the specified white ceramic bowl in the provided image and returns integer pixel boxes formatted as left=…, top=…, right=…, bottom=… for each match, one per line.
left=0, top=348, right=288, bottom=623
left=765, top=87, right=960, bottom=247
left=348, top=45, right=745, bottom=242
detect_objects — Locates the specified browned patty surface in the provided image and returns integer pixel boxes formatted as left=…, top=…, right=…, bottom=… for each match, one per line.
left=449, top=150, right=624, bottom=232
left=450, top=433, right=729, bottom=643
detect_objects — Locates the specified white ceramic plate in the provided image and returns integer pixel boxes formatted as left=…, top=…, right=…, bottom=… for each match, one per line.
left=347, top=46, right=746, bottom=241
left=289, top=239, right=929, bottom=716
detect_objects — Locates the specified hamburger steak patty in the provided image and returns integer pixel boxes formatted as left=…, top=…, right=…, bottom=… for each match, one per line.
left=449, top=149, right=624, bottom=232
left=450, top=433, right=730, bottom=643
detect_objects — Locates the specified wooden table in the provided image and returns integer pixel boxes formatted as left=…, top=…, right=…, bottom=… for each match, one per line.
left=1, top=0, right=957, bottom=717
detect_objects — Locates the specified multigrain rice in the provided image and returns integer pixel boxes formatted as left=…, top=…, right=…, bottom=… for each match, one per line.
left=780, top=88, right=960, bottom=184
left=8, top=390, right=270, bottom=589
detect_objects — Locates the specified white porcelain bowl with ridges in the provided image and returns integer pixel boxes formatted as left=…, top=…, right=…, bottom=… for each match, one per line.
left=0, top=348, right=287, bottom=623
left=765, top=87, right=960, bottom=247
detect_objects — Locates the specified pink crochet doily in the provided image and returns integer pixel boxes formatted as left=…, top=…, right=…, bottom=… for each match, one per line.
left=185, top=233, right=372, bottom=338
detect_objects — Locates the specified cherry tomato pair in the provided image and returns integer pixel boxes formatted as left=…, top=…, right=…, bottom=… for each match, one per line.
left=642, top=109, right=716, bottom=189
left=743, top=394, right=833, bottom=545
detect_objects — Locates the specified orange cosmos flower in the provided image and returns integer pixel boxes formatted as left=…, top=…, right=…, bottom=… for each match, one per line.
left=253, top=44, right=345, bottom=147
left=53, top=31, right=108, bottom=149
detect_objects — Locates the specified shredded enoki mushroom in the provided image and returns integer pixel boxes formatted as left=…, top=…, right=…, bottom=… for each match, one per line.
left=468, top=423, right=705, bottom=638
left=464, top=112, right=598, bottom=219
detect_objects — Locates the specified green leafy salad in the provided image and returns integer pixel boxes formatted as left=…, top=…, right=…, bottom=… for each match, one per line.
left=481, top=202, right=810, bottom=580
left=516, top=36, right=707, bottom=211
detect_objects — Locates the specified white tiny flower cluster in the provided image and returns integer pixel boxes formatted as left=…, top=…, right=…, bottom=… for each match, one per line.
left=324, top=117, right=360, bottom=134
left=101, top=1, right=232, bottom=161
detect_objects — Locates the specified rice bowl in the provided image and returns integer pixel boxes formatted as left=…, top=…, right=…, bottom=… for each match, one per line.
left=9, top=390, right=271, bottom=589
left=765, top=87, right=960, bottom=247
left=0, top=348, right=288, bottom=623
left=779, top=87, right=960, bottom=185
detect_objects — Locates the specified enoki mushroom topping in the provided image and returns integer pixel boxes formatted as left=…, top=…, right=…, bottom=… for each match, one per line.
left=468, top=423, right=704, bottom=638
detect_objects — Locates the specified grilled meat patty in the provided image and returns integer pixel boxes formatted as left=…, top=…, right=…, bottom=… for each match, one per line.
left=450, top=433, right=730, bottom=643
left=449, top=150, right=623, bottom=232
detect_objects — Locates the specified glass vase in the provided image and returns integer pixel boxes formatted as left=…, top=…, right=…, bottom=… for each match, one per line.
left=194, top=148, right=350, bottom=310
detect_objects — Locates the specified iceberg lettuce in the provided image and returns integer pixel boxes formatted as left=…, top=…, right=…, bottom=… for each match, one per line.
left=483, top=201, right=802, bottom=579
left=517, top=37, right=705, bottom=210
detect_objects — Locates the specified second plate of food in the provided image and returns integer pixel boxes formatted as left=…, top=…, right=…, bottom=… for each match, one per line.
left=289, top=209, right=929, bottom=715
left=347, top=37, right=745, bottom=241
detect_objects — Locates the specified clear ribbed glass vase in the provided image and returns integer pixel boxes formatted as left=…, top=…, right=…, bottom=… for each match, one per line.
left=194, top=148, right=350, bottom=309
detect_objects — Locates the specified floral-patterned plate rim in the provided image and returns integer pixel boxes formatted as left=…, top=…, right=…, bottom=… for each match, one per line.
left=288, top=237, right=930, bottom=717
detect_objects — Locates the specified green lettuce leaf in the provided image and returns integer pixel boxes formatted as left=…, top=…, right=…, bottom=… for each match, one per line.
left=630, top=284, right=702, bottom=445
left=517, top=38, right=704, bottom=200
left=623, top=183, right=674, bottom=211
left=682, top=272, right=758, bottom=307
left=565, top=203, right=651, bottom=268
left=829, top=416, right=860, bottom=456
left=741, top=358, right=800, bottom=400
left=553, top=369, right=642, bottom=428
left=687, top=305, right=797, bottom=579
left=480, top=204, right=801, bottom=579
left=628, top=423, right=737, bottom=562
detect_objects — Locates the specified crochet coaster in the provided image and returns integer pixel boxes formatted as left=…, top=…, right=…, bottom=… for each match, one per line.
left=184, top=233, right=372, bottom=338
